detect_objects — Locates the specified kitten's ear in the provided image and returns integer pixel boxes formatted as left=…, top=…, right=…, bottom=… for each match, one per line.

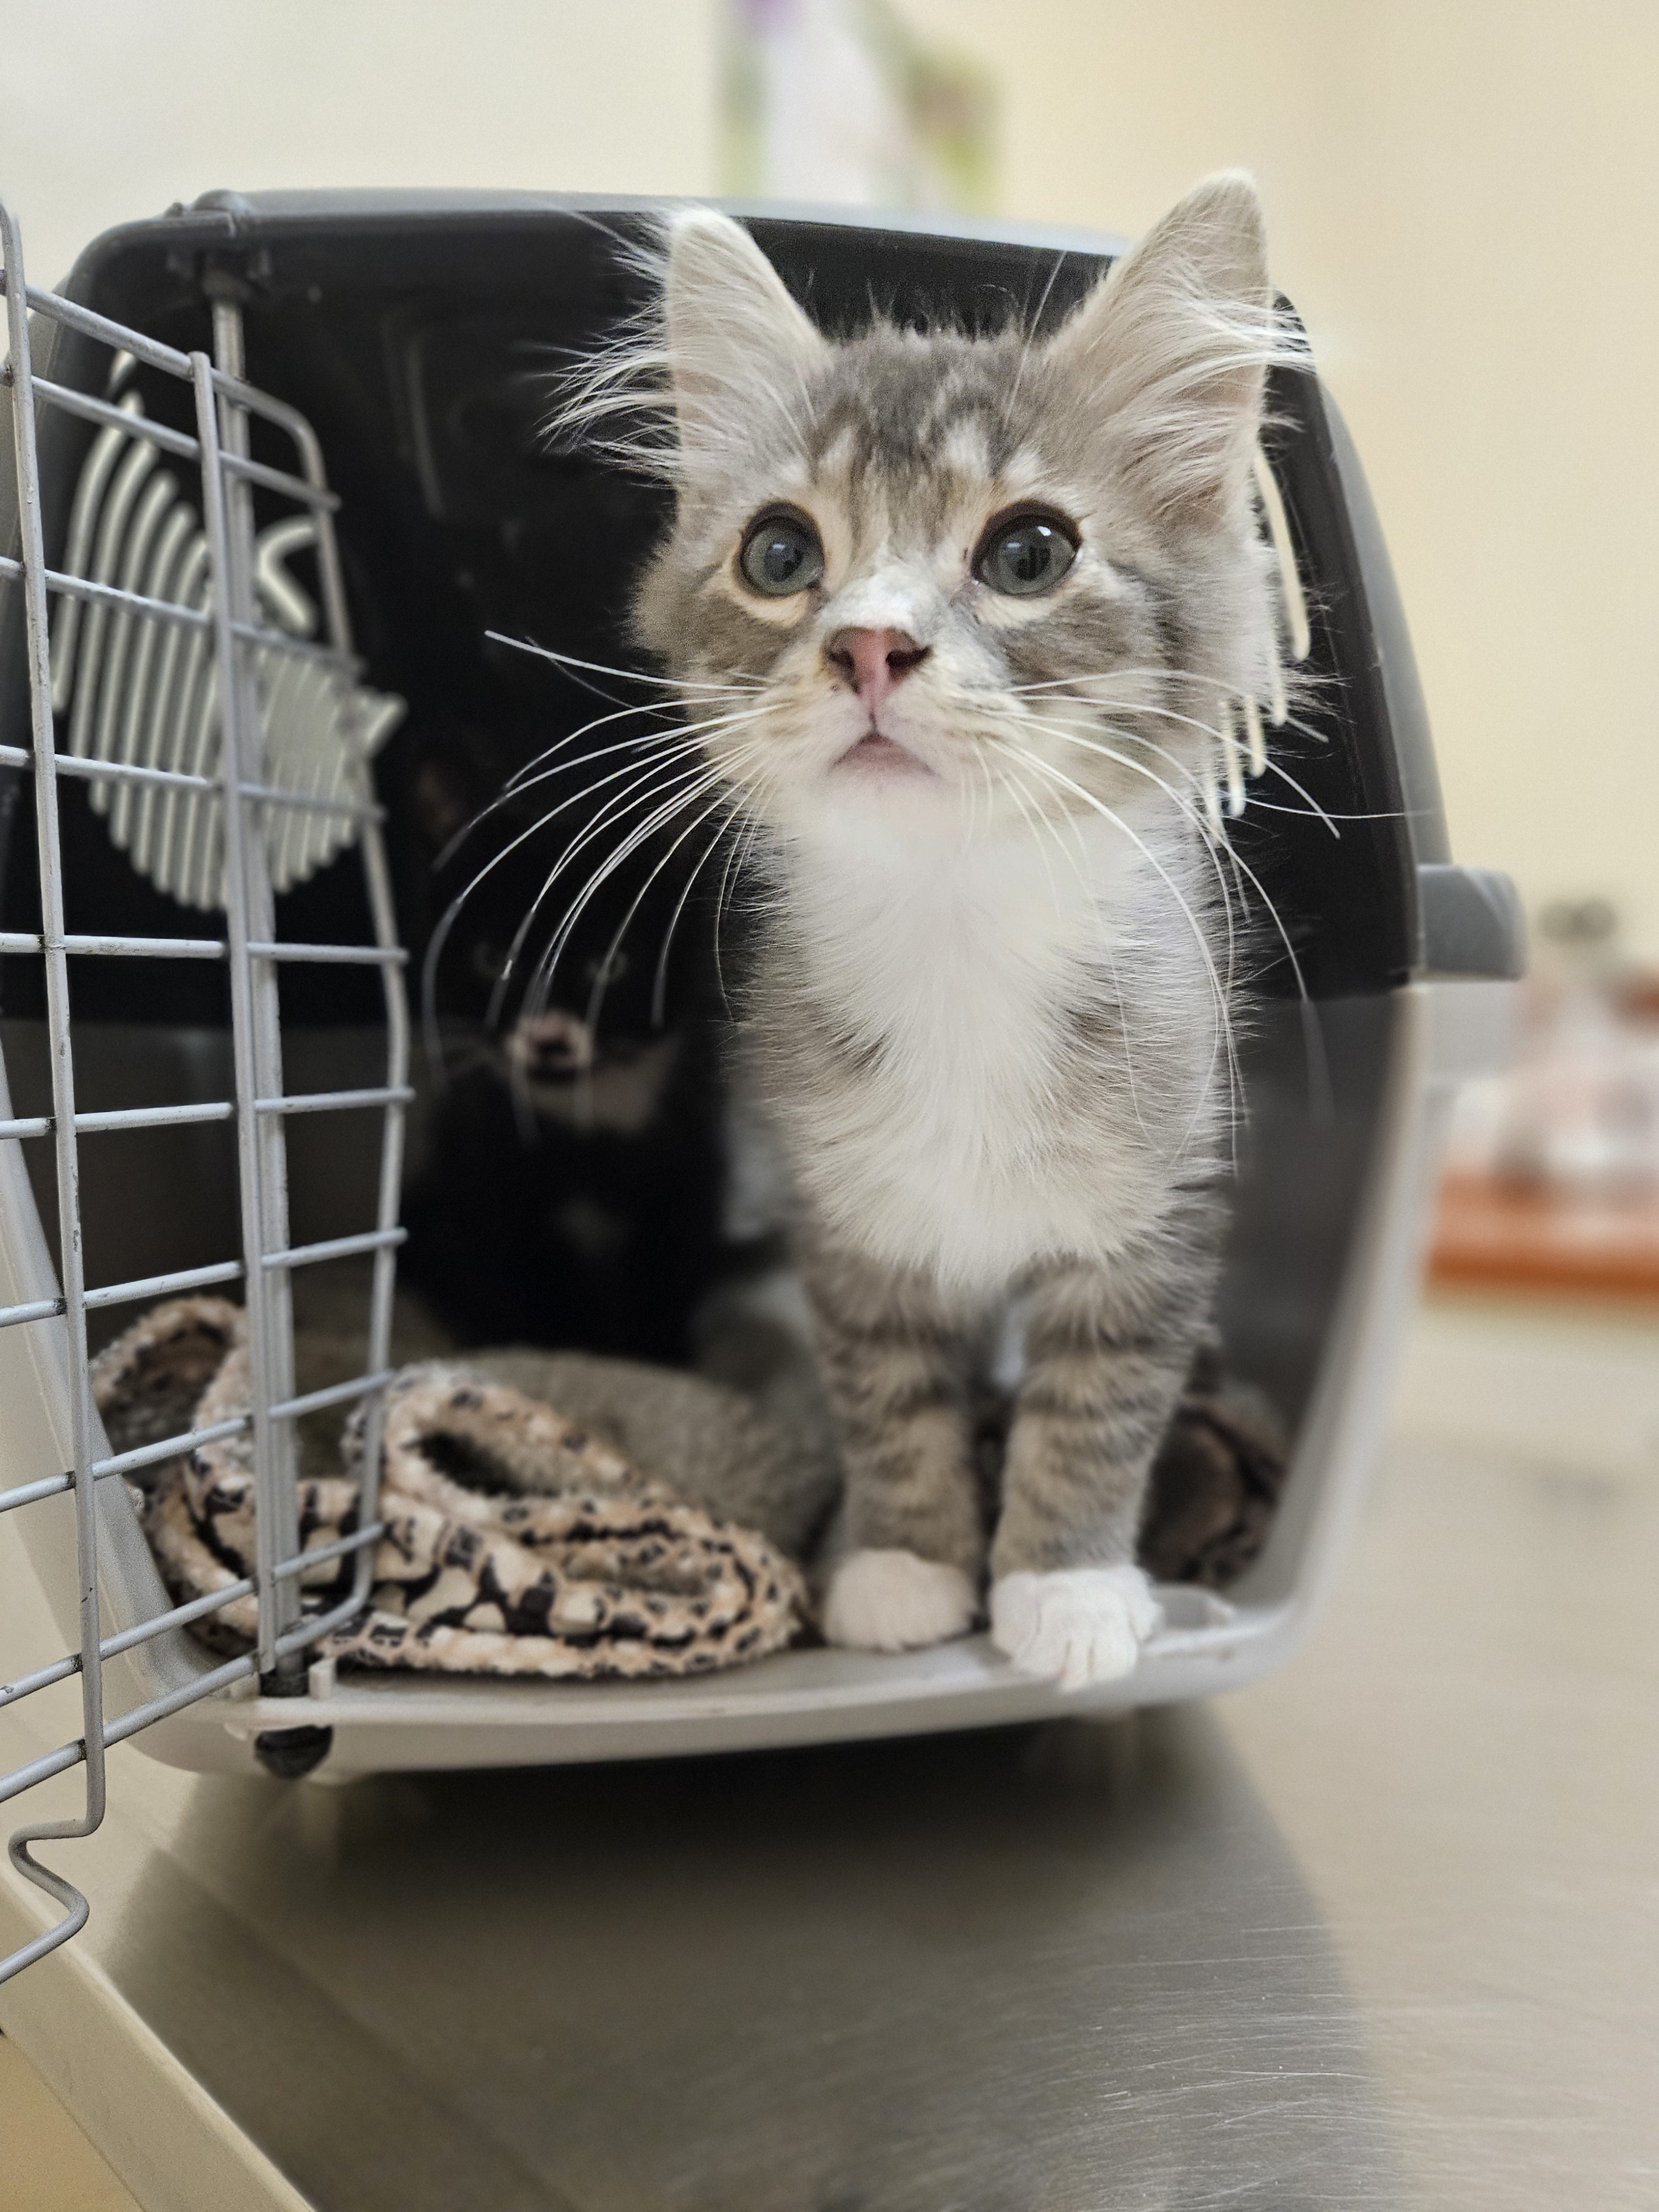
left=661, top=210, right=825, bottom=481
left=1048, top=172, right=1285, bottom=524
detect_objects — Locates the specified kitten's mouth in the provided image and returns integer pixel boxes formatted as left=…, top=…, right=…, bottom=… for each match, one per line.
left=836, top=729, right=932, bottom=777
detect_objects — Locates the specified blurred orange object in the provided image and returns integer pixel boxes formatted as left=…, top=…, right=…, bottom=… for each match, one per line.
left=1432, top=920, right=1659, bottom=1300
left=1431, top=1171, right=1659, bottom=1301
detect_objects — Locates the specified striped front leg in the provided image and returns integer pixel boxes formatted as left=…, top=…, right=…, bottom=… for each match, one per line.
left=800, top=1237, right=985, bottom=1653
left=991, top=1218, right=1220, bottom=1686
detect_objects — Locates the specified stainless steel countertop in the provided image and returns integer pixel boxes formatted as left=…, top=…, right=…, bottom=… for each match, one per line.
left=3, top=1298, right=1655, bottom=2210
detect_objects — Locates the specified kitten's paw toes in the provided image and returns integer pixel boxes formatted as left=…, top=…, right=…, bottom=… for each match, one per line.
left=989, top=1566, right=1162, bottom=1689
left=822, top=1549, right=979, bottom=1652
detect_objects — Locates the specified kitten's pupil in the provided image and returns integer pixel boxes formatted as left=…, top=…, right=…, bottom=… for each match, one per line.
left=763, top=535, right=802, bottom=585
left=980, top=514, right=1077, bottom=597
left=1009, top=533, right=1051, bottom=586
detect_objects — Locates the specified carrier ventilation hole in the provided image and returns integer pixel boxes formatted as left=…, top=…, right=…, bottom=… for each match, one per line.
left=48, top=353, right=405, bottom=911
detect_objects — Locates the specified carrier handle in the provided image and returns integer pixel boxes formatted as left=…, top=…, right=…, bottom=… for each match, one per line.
left=1417, top=863, right=1527, bottom=981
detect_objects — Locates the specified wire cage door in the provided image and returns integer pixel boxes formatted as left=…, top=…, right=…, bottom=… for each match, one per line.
left=0, top=202, right=409, bottom=1984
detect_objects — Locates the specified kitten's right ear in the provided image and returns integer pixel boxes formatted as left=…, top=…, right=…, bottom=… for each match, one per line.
left=662, top=210, right=825, bottom=482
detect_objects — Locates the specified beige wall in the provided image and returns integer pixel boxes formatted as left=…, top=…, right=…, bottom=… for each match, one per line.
left=2, top=0, right=1653, bottom=956
left=0, top=0, right=719, bottom=286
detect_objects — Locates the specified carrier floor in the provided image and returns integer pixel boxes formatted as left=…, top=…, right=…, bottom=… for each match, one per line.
left=140, top=1596, right=1287, bottom=1777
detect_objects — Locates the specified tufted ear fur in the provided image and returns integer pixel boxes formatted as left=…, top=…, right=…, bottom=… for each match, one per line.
left=1047, top=172, right=1285, bottom=526
left=661, top=210, right=826, bottom=489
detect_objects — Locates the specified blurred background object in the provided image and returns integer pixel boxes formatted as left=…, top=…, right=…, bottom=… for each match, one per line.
left=1433, top=895, right=1659, bottom=1299
left=721, top=0, right=997, bottom=211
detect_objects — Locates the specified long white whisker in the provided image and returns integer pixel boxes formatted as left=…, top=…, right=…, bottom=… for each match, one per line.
left=419, top=748, right=688, bottom=1075
left=427, top=733, right=723, bottom=1041
left=472, top=701, right=766, bottom=932
left=530, top=734, right=770, bottom=1004
left=1062, top=715, right=1311, bottom=1010
left=1013, top=709, right=1321, bottom=1117
left=1005, top=665, right=1266, bottom=704
left=975, top=741, right=998, bottom=853
left=456, top=747, right=731, bottom=1056
left=998, top=676, right=1346, bottom=841
left=1107, top=700, right=1341, bottom=838
left=991, top=752, right=1066, bottom=919
left=498, top=700, right=774, bottom=808
left=504, top=766, right=742, bottom=1130
left=1013, top=707, right=1245, bottom=1015
left=713, top=810, right=768, bottom=1019
left=651, top=784, right=757, bottom=1028
left=987, top=737, right=1238, bottom=1151
left=1016, top=755, right=1233, bottom=1152
left=484, top=631, right=765, bottom=698
left=488, top=748, right=738, bottom=1027
left=439, top=705, right=768, bottom=873
left=1003, top=752, right=1156, bottom=1144
left=434, top=707, right=662, bottom=876
left=583, top=764, right=762, bottom=1037
left=957, top=726, right=977, bottom=848
left=1030, top=709, right=1243, bottom=911
left=990, top=755, right=1156, bottom=1135
left=528, top=778, right=737, bottom=1032
left=529, top=754, right=759, bottom=1021
left=1006, top=247, right=1067, bottom=418
left=1087, top=707, right=1341, bottom=836
left=500, top=696, right=678, bottom=797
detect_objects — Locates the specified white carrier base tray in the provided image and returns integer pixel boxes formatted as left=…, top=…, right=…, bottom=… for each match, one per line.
left=132, top=1593, right=1284, bottom=1780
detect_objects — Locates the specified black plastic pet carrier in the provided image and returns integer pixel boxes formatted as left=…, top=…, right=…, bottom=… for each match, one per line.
left=0, top=191, right=1522, bottom=1983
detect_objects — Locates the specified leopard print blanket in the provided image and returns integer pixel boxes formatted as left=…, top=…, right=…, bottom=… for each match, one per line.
left=92, top=1298, right=807, bottom=1680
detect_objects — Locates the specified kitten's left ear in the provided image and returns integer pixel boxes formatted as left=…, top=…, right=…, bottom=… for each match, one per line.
left=661, top=210, right=826, bottom=486
left=1048, top=172, right=1287, bottom=524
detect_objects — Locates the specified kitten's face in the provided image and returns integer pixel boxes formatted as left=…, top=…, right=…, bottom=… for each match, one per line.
left=625, top=180, right=1282, bottom=851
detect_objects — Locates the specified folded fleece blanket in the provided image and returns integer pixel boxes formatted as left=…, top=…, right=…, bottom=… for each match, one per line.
left=92, top=1298, right=807, bottom=1681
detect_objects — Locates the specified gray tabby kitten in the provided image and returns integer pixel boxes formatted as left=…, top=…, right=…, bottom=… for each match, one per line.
left=567, top=174, right=1295, bottom=1687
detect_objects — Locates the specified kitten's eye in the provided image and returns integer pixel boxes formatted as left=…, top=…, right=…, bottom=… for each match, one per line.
left=738, top=509, right=825, bottom=597
left=975, top=512, right=1078, bottom=597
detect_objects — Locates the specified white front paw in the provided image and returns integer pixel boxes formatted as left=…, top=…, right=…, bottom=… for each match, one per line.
left=822, top=1548, right=978, bottom=1652
left=989, top=1565, right=1162, bottom=1689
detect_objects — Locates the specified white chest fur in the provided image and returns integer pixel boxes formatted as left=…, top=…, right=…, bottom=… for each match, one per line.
left=769, top=810, right=1197, bottom=1299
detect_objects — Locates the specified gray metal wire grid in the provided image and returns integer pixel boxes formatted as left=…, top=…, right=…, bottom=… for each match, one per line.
left=0, top=203, right=409, bottom=1983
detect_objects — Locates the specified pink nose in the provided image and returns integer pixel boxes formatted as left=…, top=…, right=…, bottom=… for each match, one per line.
left=825, top=627, right=930, bottom=711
